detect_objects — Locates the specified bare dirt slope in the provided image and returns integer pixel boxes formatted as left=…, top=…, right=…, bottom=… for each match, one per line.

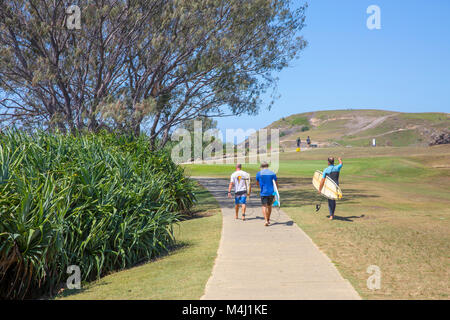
left=266, top=109, right=449, bottom=148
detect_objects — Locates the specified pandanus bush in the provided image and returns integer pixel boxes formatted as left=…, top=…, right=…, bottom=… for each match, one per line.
left=0, top=130, right=196, bottom=299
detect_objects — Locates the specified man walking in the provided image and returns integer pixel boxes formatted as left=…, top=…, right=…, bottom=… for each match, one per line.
left=255, top=161, right=278, bottom=226
left=228, top=164, right=251, bottom=221
left=319, top=157, right=343, bottom=220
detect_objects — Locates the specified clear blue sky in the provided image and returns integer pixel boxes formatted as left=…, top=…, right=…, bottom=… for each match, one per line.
left=216, top=0, right=450, bottom=139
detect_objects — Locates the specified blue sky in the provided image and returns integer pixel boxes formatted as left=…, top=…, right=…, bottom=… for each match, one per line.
left=216, top=0, right=450, bottom=138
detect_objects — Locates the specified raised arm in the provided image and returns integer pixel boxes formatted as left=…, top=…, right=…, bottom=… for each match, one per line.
left=336, top=157, right=343, bottom=169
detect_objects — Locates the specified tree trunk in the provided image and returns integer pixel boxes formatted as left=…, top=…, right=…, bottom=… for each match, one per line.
left=159, top=127, right=170, bottom=149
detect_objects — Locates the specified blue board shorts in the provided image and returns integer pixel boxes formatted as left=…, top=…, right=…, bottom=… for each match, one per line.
left=235, top=191, right=247, bottom=205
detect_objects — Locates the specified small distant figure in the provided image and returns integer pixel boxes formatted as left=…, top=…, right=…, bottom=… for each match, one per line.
left=319, top=157, right=343, bottom=220
left=296, top=137, right=301, bottom=148
left=306, top=136, right=311, bottom=147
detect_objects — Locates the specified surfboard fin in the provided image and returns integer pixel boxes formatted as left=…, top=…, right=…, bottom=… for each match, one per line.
left=315, top=203, right=321, bottom=212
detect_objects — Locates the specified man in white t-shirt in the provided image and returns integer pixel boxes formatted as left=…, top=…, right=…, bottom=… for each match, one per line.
left=227, top=163, right=251, bottom=221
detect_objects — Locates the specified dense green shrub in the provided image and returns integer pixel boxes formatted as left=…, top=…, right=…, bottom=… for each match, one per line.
left=0, top=131, right=195, bottom=299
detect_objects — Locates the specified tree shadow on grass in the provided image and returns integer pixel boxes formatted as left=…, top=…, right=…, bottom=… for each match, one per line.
left=277, top=177, right=312, bottom=189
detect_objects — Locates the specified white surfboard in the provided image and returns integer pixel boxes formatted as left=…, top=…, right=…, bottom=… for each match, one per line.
left=272, top=180, right=280, bottom=207
left=312, top=170, right=342, bottom=200
left=244, top=173, right=250, bottom=195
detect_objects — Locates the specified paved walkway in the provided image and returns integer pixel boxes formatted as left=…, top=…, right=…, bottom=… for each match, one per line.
left=194, top=177, right=361, bottom=300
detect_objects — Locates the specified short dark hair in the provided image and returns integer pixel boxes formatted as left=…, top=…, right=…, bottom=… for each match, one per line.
left=328, top=157, right=334, bottom=165
left=236, top=163, right=242, bottom=169
left=260, top=161, right=269, bottom=168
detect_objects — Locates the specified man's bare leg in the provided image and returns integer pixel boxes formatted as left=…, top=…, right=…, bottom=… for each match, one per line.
left=242, top=204, right=246, bottom=221
left=261, top=205, right=266, bottom=223
left=267, top=205, right=273, bottom=224
left=235, top=204, right=239, bottom=219
left=262, top=205, right=269, bottom=226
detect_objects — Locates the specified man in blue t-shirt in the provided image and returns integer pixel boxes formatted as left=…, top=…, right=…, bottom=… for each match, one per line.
left=255, top=161, right=278, bottom=226
left=318, top=157, right=343, bottom=220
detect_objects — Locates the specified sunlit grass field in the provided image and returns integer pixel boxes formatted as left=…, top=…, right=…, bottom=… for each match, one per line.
left=183, top=145, right=450, bottom=299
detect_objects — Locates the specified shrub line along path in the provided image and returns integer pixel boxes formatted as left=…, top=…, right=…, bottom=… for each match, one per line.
left=194, top=177, right=361, bottom=300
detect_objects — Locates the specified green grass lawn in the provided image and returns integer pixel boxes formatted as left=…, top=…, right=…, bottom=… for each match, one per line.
left=58, top=183, right=221, bottom=300
left=183, top=145, right=450, bottom=299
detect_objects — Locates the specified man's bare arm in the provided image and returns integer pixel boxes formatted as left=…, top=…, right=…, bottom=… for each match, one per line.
left=318, top=178, right=325, bottom=193
left=228, top=182, right=233, bottom=198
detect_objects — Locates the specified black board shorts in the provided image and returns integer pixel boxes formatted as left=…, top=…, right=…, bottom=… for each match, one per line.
left=260, top=195, right=274, bottom=206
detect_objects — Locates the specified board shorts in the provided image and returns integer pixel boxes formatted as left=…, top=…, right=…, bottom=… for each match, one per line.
left=235, top=191, right=247, bottom=205
left=260, top=195, right=274, bottom=206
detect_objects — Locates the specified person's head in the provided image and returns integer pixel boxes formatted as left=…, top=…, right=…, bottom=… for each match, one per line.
left=328, top=157, right=334, bottom=165
left=260, top=161, right=269, bottom=169
left=236, top=163, right=242, bottom=171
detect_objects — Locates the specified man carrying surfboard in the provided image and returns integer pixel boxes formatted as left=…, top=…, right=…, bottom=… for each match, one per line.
left=255, top=161, right=278, bottom=226
left=319, top=157, right=343, bottom=220
left=228, top=164, right=251, bottom=221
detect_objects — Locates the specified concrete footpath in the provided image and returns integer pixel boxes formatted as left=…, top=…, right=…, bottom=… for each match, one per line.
left=194, top=177, right=361, bottom=300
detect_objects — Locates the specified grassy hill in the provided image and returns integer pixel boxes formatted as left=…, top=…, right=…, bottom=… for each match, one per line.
left=268, top=109, right=449, bottom=148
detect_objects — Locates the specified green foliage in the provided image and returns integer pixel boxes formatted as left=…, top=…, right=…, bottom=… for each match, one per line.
left=398, top=113, right=449, bottom=123
left=0, top=130, right=196, bottom=299
left=289, top=116, right=309, bottom=127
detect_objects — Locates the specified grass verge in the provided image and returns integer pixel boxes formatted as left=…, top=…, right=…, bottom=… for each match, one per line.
left=58, top=182, right=221, bottom=300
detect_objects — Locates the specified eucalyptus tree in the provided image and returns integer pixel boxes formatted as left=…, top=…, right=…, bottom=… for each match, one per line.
left=0, top=0, right=157, bottom=131
left=0, top=0, right=307, bottom=147
left=122, top=0, right=308, bottom=148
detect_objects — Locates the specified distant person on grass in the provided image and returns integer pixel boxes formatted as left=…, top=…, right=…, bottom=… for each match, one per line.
left=319, top=157, right=343, bottom=220
left=228, top=164, right=251, bottom=221
left=255, top=161, right=278, bottom=226
left=296, top=137, right=301, bottom=148
left=306, top=136, right=311, bottom=147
